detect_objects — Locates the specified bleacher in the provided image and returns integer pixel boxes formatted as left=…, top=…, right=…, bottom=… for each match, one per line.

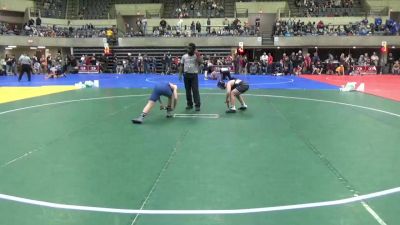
left=162, top=0, right=228, bottom=18
left=33, top=0, right=373, bottom=20
left=36, top=0, right=67, bottom=19
left=73, top=46, right=232, bottom=73
left=115, top=0, right=161, bottom=3
left=288, top=0, right=365, bottom=17
left=78, top=0, right=113, bottom=19
left=69, top=0, right=162, bottom=19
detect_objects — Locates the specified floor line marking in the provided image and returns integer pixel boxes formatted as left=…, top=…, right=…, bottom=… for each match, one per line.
left=0, top=94, right=149, bottom=115
left=361, top=200, right=387, bottom=225
left=173, top=114, right=219, bottom=118
left=266, top=98, right=389, bottom=225
left=130, top=130, right=189, bottom=224
left=0, top=187, right=399, bottom=215
left=1, top=93, right=399, bottom=118
left=1, top=149, right=40, bottom=168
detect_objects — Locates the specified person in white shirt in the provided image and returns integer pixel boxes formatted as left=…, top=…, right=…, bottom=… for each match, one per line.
left=370, top=52, right=379, bottom=66
left=260, top=52, right=268, bottom=74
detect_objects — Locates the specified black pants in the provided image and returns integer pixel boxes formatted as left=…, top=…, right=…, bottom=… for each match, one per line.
left=221, top=71, right=232, bottom=80
left=19, top=64, right=31, bottom=81
left=183, top=73, right=200, bottom=107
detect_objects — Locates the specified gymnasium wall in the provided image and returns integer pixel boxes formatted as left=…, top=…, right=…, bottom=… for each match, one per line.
left=366, top=0, right=400, bottom=11
left=235, top=2, right=288, bottom=14
left=114, top=4, right=162, bottom=16
left=0, top=36, right=261, bottom=48
left=0, top=0, right=34, bottom=12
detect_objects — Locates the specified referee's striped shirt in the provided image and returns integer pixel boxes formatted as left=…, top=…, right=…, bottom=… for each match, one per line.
left=18, top=55, right=32, bottom=65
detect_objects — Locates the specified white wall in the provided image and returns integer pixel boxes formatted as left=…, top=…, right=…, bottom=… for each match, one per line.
left=236, top=2, right=288, bottom=14
left=115, top=4, right=162, bottom=16
left=40, top=18, right=117, bottom=27
left=0, top=0, right=34, bottom=12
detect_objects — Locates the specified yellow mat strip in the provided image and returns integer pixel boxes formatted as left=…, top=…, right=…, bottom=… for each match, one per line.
left=0, top=86, right=77, bottom=104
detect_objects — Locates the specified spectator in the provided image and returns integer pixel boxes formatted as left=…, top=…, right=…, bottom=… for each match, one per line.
left=358, top=55, right=365, bottom=66
left=36, top=17, right=42, bottom=26
left=312, top=61, right=323, bottom=75
left=392, top=61, right=400, bottom=74
left=336, top=64, right=345, bottom=75
left=223, top=18, right=229, bottom=30
left=274, top=18, right=400, bottom=37
left=206, top=17, right=211, bottom=34
left=387, top=52, right=394, bottom=73
left=255, top=16, right=260, bottom=28
left=142, top=17, right=148, bottom=35
left=160, top=18, right=167, bottom=30
left=312, top=52, right=321, bottom=64
left=282, top=53, right=290, bottom=75
left=268, top=53, right=274, bottom=73
left=371, top=52, right=379, bottom=66
left=304, top=53, right=312, bottom=73
left=196, top=21, right=201, bottom=34
left=138, top=53, right=143, bottom=73
left=0, top=57, right=5, bottom=75
left=190, top=21, right=196, bottom=34
left=260, top=52, right=268, bottom=74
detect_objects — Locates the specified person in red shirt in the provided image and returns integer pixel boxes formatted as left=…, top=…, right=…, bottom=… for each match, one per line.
left=172, top=56, right=180, bottom=73
left=304, top=53, right=312, bottom=74
left=268, top=53, right=273, bottom=73
left=85, top=56, right=91, bottom=66
left=225, top=55, right=233, bottom=66
left=268, top=53, right=273, bottom=65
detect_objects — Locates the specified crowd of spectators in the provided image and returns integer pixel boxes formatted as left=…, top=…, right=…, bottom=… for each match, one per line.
left=2, top=51, right=400, bottom=76
left=1, top=16, right=258, bottom=38
left=295, top=0, right=357, bottom=17
left=247, top=51, right=400, bottom=75
left=173, top=0, right=225, bottom=18
left=0, top=52, right=79, bottom=77
left=59, top=51, right=400, bottom=76
left=40, top=0, right=66, bottom=18
left=273, top=17, right=400, bottom=37
left=124, top=18, right=258, bottom=37
left=0, top=20, right=111, bottom=38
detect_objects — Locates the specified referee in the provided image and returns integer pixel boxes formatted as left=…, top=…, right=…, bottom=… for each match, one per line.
left=18, top=53, right=32, bottom=82
left=179, top=43, right=203, bottom=111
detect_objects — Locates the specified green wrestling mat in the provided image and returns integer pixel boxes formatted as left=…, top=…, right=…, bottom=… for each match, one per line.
left=0, top=89, right=399, bottom=225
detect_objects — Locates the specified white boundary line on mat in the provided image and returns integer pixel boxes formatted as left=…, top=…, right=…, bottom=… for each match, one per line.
left=173, top=113, right=219, bottom=118
left=0, top=94, right=149, bottom=116
left=0, top=187, right=399, bottom=215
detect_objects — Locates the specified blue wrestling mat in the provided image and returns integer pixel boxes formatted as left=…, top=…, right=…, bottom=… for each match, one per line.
left=0, top=73, right=339, bottom=90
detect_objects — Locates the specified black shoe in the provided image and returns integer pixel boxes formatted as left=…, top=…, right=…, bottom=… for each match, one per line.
left=132, top=117, right=144, bottom=124
left=166, top=110, right=173, bottom=118
left=186, top=105, right=193, bottom=110
left=226, top=109, right=236, bottom=113
left=195, top=107, right=200, bottom=111
left=238, top=106, right=247, bottom=110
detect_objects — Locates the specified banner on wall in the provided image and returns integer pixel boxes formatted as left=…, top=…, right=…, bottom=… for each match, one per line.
left=353, top=66, right=377, bottom=75
left=78, top=65, right=100, bottom=73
